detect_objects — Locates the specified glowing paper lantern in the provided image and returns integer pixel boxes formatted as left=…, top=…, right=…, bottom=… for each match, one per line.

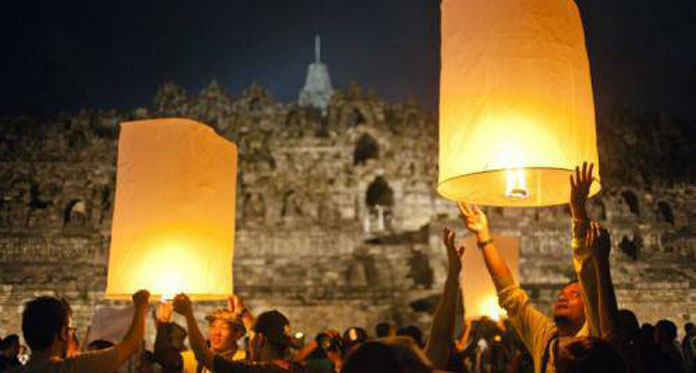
left=438, top=0, right=600, bottom=206
left=105, top=118, right=237, bottom=300
left=461, top=235, right=519, bottom=320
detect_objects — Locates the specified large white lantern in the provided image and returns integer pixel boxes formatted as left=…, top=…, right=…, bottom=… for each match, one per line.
left=438, top=0, right=600, bottom=206
left=105, top=118, right=237, bottom=300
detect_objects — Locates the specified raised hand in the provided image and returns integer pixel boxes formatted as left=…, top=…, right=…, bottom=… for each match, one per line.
left=443, top=227, right=465, bottom=277
left=172, top=293, right=193, bottom=317
left=569, top=162, right=595, bottom=220
left=132, top=290, right=151, bottom=311
left=156, top=302, right=173, bottom=323
left=456, top=203, right=490, bottom=241
left=227, top=294, right=245, bottom=315
left=586, top=222, right=611, bottom=263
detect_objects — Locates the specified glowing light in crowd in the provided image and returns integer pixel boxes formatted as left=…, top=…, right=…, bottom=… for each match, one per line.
left=461, top=235, right=519, bottom=319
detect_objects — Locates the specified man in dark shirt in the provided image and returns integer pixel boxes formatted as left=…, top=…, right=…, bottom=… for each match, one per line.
left=172, top=293, right=305, bottom=373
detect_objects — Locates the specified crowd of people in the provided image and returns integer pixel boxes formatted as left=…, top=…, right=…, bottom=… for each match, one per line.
left=2, top=162, right=696, bottom=373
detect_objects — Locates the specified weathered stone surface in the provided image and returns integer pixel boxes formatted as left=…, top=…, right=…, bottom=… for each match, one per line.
left=0, top=83, right=695, bottom=343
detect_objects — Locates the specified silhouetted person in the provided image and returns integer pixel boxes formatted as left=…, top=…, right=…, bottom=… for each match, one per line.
left=6, top=290, right=149, bottom=373
left=555, top=337, right=626, bottom=373
left=655, top=319, right=686, bottom=373
left=0, top=334, right=22, bottom=371
left=397, top=326, right=424, bottom=349
left=375, top=322, right=396, bottom=339
left=683, top=323, right=696, bottom=373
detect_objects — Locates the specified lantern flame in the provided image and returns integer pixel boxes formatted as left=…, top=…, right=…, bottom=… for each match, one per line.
left=505, top=168, right=529, bottom=200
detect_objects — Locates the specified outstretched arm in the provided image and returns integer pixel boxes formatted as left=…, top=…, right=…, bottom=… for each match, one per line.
left=457, top=203, right=555, bottom=357
left=153, top=303, right=184, bottom=370
left=113, top=290, right=150, bottom=368
left=425, top=227, right=465, bottom=368
left=173, top=293, right=215, bottom=370
left=570, top=162, right=601, bottom=337
left=587, top=223, right=619, bottom=338
left=228, top=294, right=255, bottom=332
left=457, top=203, right=514, bottom=292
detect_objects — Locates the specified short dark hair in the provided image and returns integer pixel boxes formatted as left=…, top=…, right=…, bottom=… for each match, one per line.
left=254, top=310, right=291, bottom=356
left=656, top=319, right=678, bottom=340
left=685, top=322, right=695, bottom=333
left=1, top=334, right=20, bottom=350
left=396, top=326, right=423, bottom=348
left=376, top=322, right=392, bottom=338
left=555, top=337, right=627, bottom=373
left=22, top=296, right=71, bottom=351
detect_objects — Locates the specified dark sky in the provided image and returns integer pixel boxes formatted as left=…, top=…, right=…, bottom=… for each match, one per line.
left=1, top=0, right=695, bottom=121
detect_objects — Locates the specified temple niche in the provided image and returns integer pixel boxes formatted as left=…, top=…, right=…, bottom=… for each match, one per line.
left=1, top=44, right=696, bottom=338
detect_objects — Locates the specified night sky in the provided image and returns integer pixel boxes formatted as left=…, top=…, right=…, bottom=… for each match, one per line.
left=1, top=0, right=695, bottom=121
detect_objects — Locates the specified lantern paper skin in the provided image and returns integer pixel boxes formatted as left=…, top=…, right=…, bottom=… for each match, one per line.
left=105, top=118, right=237, bottom=301
left=438, top=0, right=600, bottom=206
left=461, top=235, right=519, bottom=320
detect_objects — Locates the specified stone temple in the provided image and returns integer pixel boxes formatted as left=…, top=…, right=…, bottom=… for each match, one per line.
left=1, top=39, right=696, bottom=340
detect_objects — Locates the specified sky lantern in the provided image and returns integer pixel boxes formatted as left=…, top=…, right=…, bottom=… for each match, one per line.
left=105, top=118, right=237, bottom=300
left=438, top=0, right=601, bottom=206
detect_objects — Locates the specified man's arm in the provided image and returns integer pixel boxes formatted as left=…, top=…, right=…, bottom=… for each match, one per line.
left=457, top=203, right=554, bottom=357
left=425, top=227, right=465, bottom=368
left=228, top=295, right=255, bottom=333
left=153, top=303, right=184, bottom=370
left=457, top=203, right=514, bottom=292
left=587, top=223, right=619, bottom=338
left=569, top=162, right=601, bottom=337
left=172, top=293, right=215, bottom=370
left=112, top=290, right=150, bottom=368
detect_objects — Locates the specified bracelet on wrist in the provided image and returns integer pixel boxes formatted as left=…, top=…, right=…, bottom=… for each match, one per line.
left=477, top=238, right=494, bottom=249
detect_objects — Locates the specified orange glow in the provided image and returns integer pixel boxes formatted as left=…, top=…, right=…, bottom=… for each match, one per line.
left=461, top=235, right=519, bottom=319
left=105, top=118, right=237, bottom=300
left=437, top=0, right=600, bottom=206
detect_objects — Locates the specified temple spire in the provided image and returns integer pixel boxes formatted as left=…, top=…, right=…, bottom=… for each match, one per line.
left=298, top=35, right=334, bottom=116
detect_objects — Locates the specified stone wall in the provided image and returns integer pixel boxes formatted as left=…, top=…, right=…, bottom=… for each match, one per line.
left=1, top=80, right=695, bottom=342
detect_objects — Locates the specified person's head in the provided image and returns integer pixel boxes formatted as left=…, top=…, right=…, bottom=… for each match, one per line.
left=552, top=281, right=585, bottom=335
left=555, top=337, right=626, bottom=373
left=376, top=322, right=396, bottom=338
left=684, top=322, right=695, bottom=337
left=397, top=326, right=424, bottom=348
left=343, top=327, right=368, bottom=350
left=205, top=309, right=246, bottom=353
left=87, top=339, right=115, bottom=351
left=316, top=332, right=342, bottom=354
left=1, top=334, right=20, bottom=356
left=640, top=323, right=655, bottom=343
left=168, top=322, right=188, bottom=351
left=655, top=319, right=678, bottom=344
left=617, top=309, right=640, bottom=340
left=342, top=337, right=433, bottom=373
left=249, top=310, right=292, bottom=362
left=21, top=296, right=71, bottom=355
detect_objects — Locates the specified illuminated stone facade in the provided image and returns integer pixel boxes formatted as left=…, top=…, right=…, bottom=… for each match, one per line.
left=1, top=80, right=695, bottom=342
